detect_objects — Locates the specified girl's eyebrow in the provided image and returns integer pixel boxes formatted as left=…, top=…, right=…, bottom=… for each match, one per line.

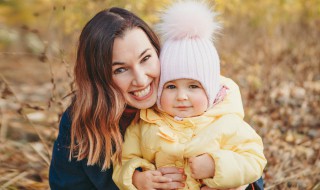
left=112, top=48, right=151, bottom=66
left=188, top=81, right=201, bottom=85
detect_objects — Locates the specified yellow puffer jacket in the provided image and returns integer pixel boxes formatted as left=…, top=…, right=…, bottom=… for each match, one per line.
left=113, top=76, right=267, bottom=190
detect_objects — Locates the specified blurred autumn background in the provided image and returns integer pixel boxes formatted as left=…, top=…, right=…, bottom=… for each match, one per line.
left=0, top=0, right=319, bottom=189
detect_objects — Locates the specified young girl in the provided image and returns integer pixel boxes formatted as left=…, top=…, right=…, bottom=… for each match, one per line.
left=113, top=1, right=267, bottom=190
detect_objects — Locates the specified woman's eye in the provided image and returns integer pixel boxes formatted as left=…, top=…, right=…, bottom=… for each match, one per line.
left=141, top=55, right=151, bottom=63
left=165, top=85, right=176, bottom=89
left=113, top=67, right=127, bottom=74
left=189, top=85, right=200, bottom=89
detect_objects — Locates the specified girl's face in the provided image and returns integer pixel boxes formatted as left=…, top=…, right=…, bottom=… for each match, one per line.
left=112, top=28, right=160, bottom=109
left=160, top=79, right=208, bottom=118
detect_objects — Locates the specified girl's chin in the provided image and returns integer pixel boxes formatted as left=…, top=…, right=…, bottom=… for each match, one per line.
left=174, top=113, right=194, bottom=118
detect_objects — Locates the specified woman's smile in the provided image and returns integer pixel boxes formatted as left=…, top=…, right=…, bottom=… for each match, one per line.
left=130, top=83, right=153, bottom=100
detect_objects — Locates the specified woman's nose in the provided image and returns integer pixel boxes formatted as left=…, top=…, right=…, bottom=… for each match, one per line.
left=132, top=69, right=148, bottom=87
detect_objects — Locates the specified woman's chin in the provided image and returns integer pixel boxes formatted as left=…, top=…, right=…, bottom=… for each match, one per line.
left=126, top=93, right=157, bottom=109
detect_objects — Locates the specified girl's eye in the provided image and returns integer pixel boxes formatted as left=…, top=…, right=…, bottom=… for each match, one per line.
left=141, top=55, right=151, bottom=63
left=113, top=67, right=127, bottom=74
left=189, top=85, right=200, bottom=89
left=165, top=84, right=176, bottom=89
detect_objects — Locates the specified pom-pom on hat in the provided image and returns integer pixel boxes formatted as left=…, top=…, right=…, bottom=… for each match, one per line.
left=156, top=0, right=221, bottom=110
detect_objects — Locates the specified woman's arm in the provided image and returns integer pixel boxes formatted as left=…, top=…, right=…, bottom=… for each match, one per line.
left=49, top=110, right=93, bottom=189
left=49, top=109, right=118, bottom=190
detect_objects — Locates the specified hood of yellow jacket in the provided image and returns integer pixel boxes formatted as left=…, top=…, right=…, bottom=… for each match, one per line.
left=204, top=76, right=244, bottom=119
left=140, top=76, right=245, bottom=123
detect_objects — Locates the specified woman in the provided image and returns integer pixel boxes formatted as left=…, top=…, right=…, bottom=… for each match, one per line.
left=49, top=7, right=264, bottom=190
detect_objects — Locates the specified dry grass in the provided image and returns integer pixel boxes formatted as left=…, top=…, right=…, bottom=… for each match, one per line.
left=0, top=8, right=319, bottom=190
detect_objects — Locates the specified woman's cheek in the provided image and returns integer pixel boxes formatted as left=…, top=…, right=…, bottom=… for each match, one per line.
left=112, top=75, right=130, bottom=93
left=152, top=58, right=161, bottom=85
left=155, top=58, right=161, bottom=77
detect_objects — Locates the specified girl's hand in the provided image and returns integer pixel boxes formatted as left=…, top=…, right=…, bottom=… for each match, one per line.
left=189, top=153, right=215, bottom=179
left=133, top=168, right=185, bottom=190
left=200, top=184, right=249, bottom=190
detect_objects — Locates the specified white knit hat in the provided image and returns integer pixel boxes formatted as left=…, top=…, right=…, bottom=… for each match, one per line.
left=156, top=0, right=221, bottom=109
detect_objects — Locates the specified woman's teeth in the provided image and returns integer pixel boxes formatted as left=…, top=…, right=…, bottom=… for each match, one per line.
left=133, top=85, right=151, bottom=97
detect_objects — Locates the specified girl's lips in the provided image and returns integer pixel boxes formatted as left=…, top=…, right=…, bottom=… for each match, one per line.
left=175, top=106, right=191, bottom=108
left=130, top=82, right=154, bottom=101
left=175, top=106, right=192, bottom=111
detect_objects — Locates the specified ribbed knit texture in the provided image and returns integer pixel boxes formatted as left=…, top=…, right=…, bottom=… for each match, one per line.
left=158, top=38, right=220, bottom=109
left=156, top=0, right=221, bottom=110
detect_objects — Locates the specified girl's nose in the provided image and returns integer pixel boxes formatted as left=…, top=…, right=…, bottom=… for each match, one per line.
left=177, top=90, right=188, bottom=101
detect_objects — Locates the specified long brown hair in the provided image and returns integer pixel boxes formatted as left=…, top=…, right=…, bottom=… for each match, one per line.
left=70, top=7, right=160, bottom=170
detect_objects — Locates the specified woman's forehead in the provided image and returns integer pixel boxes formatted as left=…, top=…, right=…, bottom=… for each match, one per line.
left=112, top=28, right=153, bottom=63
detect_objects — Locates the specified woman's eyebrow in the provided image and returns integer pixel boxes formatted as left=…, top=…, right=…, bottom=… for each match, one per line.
left=112, top=48, right=151, bottom=66
left=138, top=48, right=151, bottom=59
left=112, top=61, right=124, bottom=66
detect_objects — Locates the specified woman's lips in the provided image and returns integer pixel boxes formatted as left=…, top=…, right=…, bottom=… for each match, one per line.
left=132, top=85, right=151, bottom=97
left=130, top=83, right=153, bottom=101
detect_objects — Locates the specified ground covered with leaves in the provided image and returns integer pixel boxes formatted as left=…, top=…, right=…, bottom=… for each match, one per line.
left=0, top=6, right=319, bottom=190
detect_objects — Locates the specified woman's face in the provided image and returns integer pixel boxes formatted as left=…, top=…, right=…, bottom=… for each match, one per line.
left=112, top=28, right=160, bottom=109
